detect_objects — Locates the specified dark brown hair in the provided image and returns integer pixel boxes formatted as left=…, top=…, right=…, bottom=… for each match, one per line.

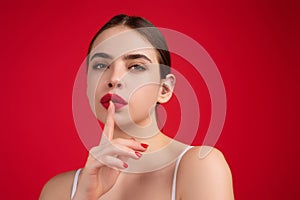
left=87, top=14, right=171, bottom=79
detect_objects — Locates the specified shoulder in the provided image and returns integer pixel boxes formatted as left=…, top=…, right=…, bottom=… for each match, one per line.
left=39, top=170, right=77, bottom=200
left=176, top=146, right=234, bottom=200
left=179, top=146, right=231, bottom=171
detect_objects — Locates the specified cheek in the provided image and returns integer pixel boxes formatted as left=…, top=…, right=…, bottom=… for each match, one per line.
left=87, top=72, right=106, bottom=120
left=129, top=84, right=160, bottom=115
left=87, top=74, right=98, bottom=114
left=87, top=71, right=102, bottom=101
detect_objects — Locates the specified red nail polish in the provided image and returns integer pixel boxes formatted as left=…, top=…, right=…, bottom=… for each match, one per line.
left=135, top=151, right=142, bottom=158
left=141, top=143, right=149, bottom=148
left=123, top=163, right=128, bottom=168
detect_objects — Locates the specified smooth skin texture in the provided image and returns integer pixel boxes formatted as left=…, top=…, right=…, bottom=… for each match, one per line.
left=40, top=26, right=234, bottom=200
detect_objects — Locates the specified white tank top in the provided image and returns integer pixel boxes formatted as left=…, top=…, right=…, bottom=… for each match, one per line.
left=71, top=146, right=193, bottom=200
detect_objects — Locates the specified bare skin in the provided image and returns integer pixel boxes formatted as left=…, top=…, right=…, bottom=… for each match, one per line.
left=40, top=103, right=234, bottom=200
left=40, top=26, right=234, bottom=200
left=40, top=148, right=234, bottom=200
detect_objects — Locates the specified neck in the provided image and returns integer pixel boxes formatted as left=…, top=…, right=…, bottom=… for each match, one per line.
left=112, top=113, right=171, bottom=152
left=114, top=128, right=172, bottom=153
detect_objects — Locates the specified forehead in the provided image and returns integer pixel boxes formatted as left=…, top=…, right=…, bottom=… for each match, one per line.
left=90, top=26, right=158, bottom=62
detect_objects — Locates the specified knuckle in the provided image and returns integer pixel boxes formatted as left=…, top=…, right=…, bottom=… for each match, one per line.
left=124, top=149, right=135, bottom=157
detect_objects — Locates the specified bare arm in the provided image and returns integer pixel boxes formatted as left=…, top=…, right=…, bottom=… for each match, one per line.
left=39, top=171, right=75, bottom=200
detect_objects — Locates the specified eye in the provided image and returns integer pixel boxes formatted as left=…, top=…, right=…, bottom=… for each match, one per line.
left=92, top=63, right=109, bottom=70
left=128, top=64, right=146, bottom=71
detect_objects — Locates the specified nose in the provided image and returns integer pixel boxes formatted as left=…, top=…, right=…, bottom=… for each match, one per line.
left=105, top=63, right=125, bottom=89
left=107, top=79, right=123, bottom=89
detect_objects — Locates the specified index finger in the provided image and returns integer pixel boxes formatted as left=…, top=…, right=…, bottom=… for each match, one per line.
left=103, top=101, right=115, bottom=141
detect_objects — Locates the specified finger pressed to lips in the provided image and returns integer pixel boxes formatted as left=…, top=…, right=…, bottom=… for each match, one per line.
left=100, top=93, right=128, bottom=111
left=91, top=95, right=150, bottom=170
left=103, top=102, right=115, bottom=140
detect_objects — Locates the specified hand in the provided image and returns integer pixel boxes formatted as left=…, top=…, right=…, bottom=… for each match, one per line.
left=72, top=102, right=148, bottom=200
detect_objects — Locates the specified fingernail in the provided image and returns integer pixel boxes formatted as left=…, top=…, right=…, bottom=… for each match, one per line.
left=141, top=143, right=149, bottom=148
left=135, top=151, right=142, bottom=158
left=123, top=162, right=128, bottom=168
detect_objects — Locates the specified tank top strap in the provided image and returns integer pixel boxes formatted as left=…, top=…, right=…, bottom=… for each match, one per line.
left=171, top=146, right=194, bottom=200
left=71, top=168, right=82, bottom=199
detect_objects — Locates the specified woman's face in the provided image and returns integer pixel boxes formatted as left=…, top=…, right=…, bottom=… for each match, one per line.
left=87, top=26, right=162, bottom=130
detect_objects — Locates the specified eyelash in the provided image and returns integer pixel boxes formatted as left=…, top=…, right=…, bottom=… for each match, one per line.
left=128, top=64, right=146, bottom=71
left=92, top=63, right=108, bottom=70
left=92, top=63, right=146, bottom=72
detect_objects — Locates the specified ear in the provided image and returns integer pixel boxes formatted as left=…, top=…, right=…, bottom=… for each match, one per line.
left=157, top=74, right=176, bottom=104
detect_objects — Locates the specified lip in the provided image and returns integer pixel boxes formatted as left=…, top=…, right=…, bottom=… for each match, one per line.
left=100, top=93, right=128, bottom=110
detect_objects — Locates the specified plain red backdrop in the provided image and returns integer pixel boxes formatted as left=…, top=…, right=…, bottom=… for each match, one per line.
left=1, top=0, right=299, bottom=199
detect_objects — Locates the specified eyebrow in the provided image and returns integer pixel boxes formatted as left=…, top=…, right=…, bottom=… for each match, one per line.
left=90, top=52, right=152, bottom=63
left=90, top=52, right=113, bottom=61
left=124, top=54, right=152, bottom=63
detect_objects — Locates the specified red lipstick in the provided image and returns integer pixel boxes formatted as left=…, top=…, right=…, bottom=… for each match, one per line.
left=100, top=93, right=128, bottom=110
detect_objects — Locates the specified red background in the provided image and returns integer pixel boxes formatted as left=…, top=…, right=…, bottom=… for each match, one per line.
left=1, top=0, right=299, bottom=199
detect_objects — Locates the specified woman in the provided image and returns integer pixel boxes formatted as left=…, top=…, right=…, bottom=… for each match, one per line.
left=40, top=14, right=234, bottom=200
